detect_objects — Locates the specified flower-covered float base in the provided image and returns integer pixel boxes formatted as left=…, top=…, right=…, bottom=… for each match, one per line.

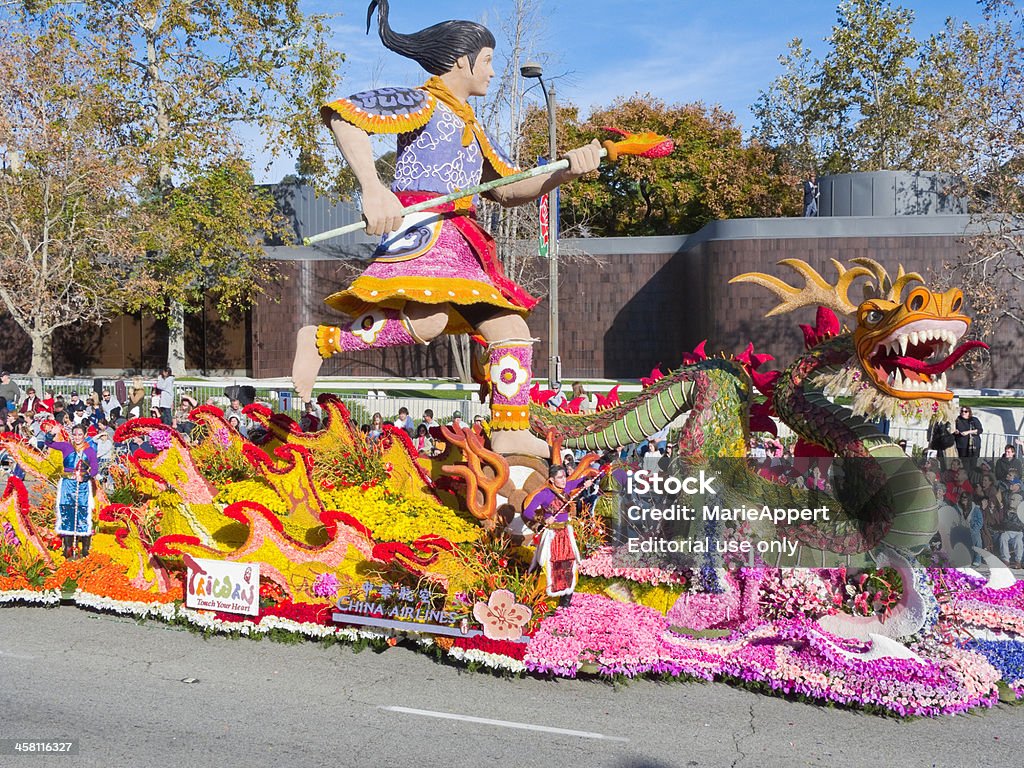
left=1, top=398, right=1022, bottom=718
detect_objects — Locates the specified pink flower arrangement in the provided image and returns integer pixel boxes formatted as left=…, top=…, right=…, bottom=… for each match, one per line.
left=759, top=569, right=838, bottom=621
left=150, top=429, right=172, bottom=451
left=939, top=577, right=1024, bottom=635
left=526, top=593, right=720, bottom=679
left=523, top=592, right=1001, bottom=716
left=577, top=547, right=688, bottom=586
left=214, top=427, right=232, bottom=448
left=311, top=572, right=341, bottom=599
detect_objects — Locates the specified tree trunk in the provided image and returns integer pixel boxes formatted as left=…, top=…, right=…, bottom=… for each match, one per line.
left=28, top=328, right=53, bottom=376
left=167, top=299, right=187, bottom=376
left=449, top=335, right=472, bottom=384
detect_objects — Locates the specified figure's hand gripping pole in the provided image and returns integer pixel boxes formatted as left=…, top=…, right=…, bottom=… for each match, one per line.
left=303, top=129, right=674, bottom=246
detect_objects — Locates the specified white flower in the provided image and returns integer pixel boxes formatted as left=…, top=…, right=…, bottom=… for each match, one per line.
left=490, top=354, right=529, bottom=400
left=447, top=645, right=527, bottom=673
left=0, top=589, right=60, bottom=605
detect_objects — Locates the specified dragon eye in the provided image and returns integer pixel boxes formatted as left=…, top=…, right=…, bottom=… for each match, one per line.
left=952, top=296, right=962, bottom=312
left=864, top=310, right=884, bottom=326
left=906, top=287, right=929, bottom=312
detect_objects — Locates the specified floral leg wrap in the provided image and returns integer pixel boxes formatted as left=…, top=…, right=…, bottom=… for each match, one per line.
left=487, top=339, right=533, bottom=430
left=315, top=309, right=422, bottom=359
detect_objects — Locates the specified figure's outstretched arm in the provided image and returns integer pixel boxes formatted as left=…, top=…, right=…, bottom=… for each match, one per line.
left=327, top=114, right=405, bottom=236
left=484, top=139, right=603, bottom=208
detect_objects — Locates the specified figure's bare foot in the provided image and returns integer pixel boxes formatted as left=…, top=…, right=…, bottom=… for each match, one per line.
left=292, top=325, right=323, bottom=402
left=489, top=429, right=552, bottom=460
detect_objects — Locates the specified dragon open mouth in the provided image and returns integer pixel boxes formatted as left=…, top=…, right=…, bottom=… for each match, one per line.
left=867, top=319, right=976, bottom=396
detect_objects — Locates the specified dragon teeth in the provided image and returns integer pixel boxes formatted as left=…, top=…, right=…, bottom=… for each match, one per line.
left=882, top=328, right=961, bottom=362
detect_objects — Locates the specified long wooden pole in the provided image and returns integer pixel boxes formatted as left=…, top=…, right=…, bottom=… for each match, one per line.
left=302, top=150, right=605, bottom=246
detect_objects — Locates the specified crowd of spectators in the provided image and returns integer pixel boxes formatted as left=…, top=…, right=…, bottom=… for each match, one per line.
left=924, top=442, right=1024, bottom=568
left=0, top=371, right=264, bottom=487
left=358, top=407, right=491, bottom=459
left=745, top=435, right=835, bottom=493
left=1, top=374, right=497, bottom=479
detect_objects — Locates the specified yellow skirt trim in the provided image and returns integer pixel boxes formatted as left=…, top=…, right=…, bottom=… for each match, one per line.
left=325, top=275, right=528, bottom=328
left=489, top=405, right=532, bottom=431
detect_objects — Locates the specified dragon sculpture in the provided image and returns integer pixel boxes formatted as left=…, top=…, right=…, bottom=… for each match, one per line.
left=524, top=258, right=986, bottom=569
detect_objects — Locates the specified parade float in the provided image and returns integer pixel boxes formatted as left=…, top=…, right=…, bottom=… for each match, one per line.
left=1, top=258, right=1022, bottom=718
left=2, top=0, right=1022, bottom=719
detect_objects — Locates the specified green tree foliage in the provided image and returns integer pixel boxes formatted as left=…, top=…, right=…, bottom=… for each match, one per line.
left=520, top=95, right=800, bottom=237
left=754, top=0, right=1024, bottom=348
left=918, top=2, right=1024, bottom=343
left=751, top=39, right=832, bottom=179
left=0, top=17, right=156, bottom=375
left=28, top=0, right=343, bottom=372
left=819, top=0, right=924, bottom=171
left=754, top=0, right=928, bottom=174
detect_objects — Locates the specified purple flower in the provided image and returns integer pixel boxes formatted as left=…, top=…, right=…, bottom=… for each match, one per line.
left=312, top=572, right=340, bottom=598
left=150, top=429, right=172, bottom=451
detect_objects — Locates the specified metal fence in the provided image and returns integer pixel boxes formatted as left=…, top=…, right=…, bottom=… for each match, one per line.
left=9, top=376, right=489, bottom=426
left=767, top=419, right=1019, bottom=459
left=8, top=375, right=1023, bottom=448
left=887, top=424, right=1021, bottom=459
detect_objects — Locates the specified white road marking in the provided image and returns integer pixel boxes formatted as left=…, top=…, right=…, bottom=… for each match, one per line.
left=0, top=650, right=36, bottom=660
left=379, top=705, right=629, bottom=742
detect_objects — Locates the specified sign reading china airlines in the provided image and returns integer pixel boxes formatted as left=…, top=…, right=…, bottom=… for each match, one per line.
left=184, top=555, right=259, bottom=616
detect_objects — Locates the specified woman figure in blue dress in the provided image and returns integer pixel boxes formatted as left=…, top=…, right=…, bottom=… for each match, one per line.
left=51, top=424, right=98, bottom=560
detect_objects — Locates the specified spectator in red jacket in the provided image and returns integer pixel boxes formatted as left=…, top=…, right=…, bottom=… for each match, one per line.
left=18, top=386, right=44, bottom=416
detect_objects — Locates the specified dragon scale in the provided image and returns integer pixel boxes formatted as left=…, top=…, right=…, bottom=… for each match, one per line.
left=529, top=347, right=941, bottom=569
left=530, top=360, right=750, bottom=460
left=766, top=335, right=938, bottom=566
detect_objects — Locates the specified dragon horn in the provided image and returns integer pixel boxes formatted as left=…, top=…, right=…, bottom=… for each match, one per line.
left=889, top=265, right=925, bottom=303
left=730, top=259, right=873, bottom=318
left=852, top=258, right=923, bottom=302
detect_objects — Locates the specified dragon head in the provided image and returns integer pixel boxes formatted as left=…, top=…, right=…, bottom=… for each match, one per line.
left=853, top=285, right=979, bottom=401
left=730, top=258, right=985, bottom=405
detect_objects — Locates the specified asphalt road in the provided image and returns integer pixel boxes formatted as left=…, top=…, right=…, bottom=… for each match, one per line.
left=0, top=606, right=1018, bottom=768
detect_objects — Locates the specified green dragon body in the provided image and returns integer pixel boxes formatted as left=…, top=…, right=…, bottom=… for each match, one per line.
left=528, top=259, right=985, bottom=567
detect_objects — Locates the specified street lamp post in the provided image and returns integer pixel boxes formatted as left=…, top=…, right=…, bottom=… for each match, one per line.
left=520, top=62, right=560, bottom=388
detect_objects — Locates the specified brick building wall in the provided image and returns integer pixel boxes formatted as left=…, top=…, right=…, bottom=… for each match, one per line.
left=4, top=212, right=1021, bottom=389
left=253, top=220, right=1022, bottom=389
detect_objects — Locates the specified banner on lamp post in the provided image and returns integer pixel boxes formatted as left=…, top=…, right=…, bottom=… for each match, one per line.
left=538, top=192, right=550, bottom=259
left=537, top=157, right=558, bottom=259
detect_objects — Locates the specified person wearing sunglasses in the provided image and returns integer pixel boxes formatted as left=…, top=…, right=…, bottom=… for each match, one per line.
left=953, top=405, right=983, bottom=474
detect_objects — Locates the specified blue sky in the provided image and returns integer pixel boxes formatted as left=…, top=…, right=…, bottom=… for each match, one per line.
left=253, top=0, right=983, bottom=181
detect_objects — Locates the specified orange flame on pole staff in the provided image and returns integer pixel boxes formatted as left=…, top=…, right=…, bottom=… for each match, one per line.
left=600, top=126, right=675, bottom=161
